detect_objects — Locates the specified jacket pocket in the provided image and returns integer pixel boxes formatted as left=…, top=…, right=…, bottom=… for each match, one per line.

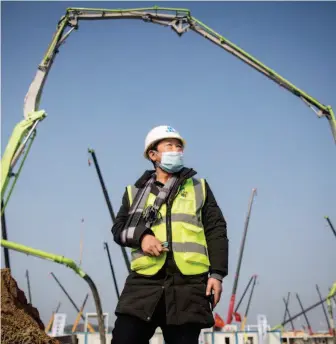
left=184, top=252, right=210, bottom=267
left=132, top=256, right=157, bottom=271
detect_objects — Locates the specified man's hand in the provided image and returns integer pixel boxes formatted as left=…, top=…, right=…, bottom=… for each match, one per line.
left=141, top=234, right=168, bottom=257
left=206, top=278, right=222, bottom=309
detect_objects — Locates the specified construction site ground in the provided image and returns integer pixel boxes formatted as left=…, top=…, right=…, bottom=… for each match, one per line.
left=1, top=268, right=60, bottom=344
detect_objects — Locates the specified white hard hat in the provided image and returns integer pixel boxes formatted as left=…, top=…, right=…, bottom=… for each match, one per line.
left=144, top=125, right=186, bottom=159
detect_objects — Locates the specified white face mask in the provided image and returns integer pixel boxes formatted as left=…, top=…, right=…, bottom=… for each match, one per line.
left=157, top=151, right=184, bottom=173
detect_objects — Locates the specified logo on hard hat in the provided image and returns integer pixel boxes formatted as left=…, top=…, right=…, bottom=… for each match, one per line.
left=166, top=126, right=176, bottom=133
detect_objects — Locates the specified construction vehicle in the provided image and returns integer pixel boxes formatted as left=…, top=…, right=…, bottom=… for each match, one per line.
left=1, top=6, right=335, bottom=212
left=1, top=7, right=335, bottom=343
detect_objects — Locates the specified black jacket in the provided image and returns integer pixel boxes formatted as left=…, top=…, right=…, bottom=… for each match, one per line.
left=112, top=167, right=228, bottom=327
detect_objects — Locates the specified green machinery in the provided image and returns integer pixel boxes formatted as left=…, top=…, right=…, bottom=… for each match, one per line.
left=1, top=7, right=335, bottom=344
left=1, top=6, right=335, bottom=210
left=0, top=239, right=107, bottom=344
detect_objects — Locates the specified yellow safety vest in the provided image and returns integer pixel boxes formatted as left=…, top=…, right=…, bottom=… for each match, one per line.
left=127, top=177, right=210, bottom=276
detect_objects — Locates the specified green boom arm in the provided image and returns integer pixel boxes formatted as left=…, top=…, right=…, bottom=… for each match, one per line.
left=0, top=239, right=106, bottom=344
left=1, top=6, right=335, bottom=210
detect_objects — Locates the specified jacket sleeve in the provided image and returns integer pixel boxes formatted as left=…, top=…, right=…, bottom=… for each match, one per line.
left=202, top=180, right=229, bottom=281
left=112, top=188, right=154, bottom=248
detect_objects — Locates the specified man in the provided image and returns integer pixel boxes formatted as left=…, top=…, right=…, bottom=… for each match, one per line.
left=111, top=125, right=228, bottom=344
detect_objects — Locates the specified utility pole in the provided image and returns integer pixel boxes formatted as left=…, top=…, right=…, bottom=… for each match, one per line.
left=296, top=293, right=313, bottom=335
left=1, top=200, right=11, bottom=269
left=226, top=188, right=257, bottom=324
left=104, top=242, right=120, bottom=299
left=88, top=148, right=131, bottom=272
left=26, top=269, right=32, bottom=304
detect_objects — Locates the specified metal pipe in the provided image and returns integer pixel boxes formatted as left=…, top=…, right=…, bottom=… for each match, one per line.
left=1, top=239, right=106, bottom=344
left=88, top=148, right=131, bottom=273
left=26, top=269, right=32, bottom=304
left=72, top=294, right=89, bottom=332
left=50, top=272, right=96, bottom=333
left=283, top=293, right=295, bottom=331
left=296, top=293, right=313, bottom=335
left=227, top=188, right=257, bottom=324
left=325, top=216, right=336, bottom=239
left=241, top=275, right=257, bottom=330
left=1, top=200, right=11, bottom=269
left=273, top=291, right=335, bottom=330
left=45, top=301, right=62, bottom=333
left=104, top=242, right=120, bottom=299
left=50, top=272, right=84, bottom=317
left=234, top=275, right=254, bottom=312
left=282, top=293, right=289, bottom=325
left=55, top=302, right=61, bottom=313
left=316, top=285, right=332, bottom=335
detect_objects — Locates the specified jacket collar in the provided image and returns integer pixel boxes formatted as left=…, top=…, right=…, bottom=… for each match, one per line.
left=134, top=167, right=197, bottom=188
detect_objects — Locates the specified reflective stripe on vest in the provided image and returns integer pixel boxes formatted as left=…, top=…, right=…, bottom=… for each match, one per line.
left=127, top=177, right=210, bottom=276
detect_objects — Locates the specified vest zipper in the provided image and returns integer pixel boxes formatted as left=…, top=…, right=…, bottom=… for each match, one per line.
left=167, top=181, right=180, bottom=251
left=167, top=203, right=172, bottom=252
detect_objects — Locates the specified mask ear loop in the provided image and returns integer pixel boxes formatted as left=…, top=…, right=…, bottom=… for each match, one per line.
left=148, top=149, right=161, bottom=169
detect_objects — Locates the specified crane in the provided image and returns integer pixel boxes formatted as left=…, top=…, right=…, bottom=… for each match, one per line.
left=1, top=6, right=335, bottom=212
left=1, top=10, right=335, bottom=344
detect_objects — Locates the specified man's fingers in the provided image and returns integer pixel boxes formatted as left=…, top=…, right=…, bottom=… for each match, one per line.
left=152, top=246, right=160, bottom=257
left=206, top=280, right=212, bottom=296
left=214, top=287, right=221, bottom=307
left=144, top=245, right=168, bottom=256
left=214, top=282, right=222, bottom=307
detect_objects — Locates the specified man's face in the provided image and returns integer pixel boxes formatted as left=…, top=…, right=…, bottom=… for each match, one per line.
left=148, top=138, right=184, bottom=163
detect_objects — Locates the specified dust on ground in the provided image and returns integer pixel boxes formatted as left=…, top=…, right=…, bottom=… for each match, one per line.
left=1, top=268, right=60, bottom=344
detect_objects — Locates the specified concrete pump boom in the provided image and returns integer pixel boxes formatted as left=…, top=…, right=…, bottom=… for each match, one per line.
left=1, top=6, right=335, bottom=211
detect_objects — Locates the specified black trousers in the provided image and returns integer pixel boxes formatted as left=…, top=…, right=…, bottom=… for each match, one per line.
left=111, top=295, right=201, bottom=344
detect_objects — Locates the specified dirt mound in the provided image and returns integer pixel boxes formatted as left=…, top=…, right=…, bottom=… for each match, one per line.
left=1, top=268, right=60, bottom=344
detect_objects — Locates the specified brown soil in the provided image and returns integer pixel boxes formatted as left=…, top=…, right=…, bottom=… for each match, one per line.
left=1, top=268, right=60, bottom=344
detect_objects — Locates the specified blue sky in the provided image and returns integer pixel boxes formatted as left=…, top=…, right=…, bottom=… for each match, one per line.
left=1, top=1, right=335, bottom=332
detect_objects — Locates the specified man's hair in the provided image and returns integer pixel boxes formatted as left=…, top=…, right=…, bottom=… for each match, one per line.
left=148, top=142, right=159, bottom=168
